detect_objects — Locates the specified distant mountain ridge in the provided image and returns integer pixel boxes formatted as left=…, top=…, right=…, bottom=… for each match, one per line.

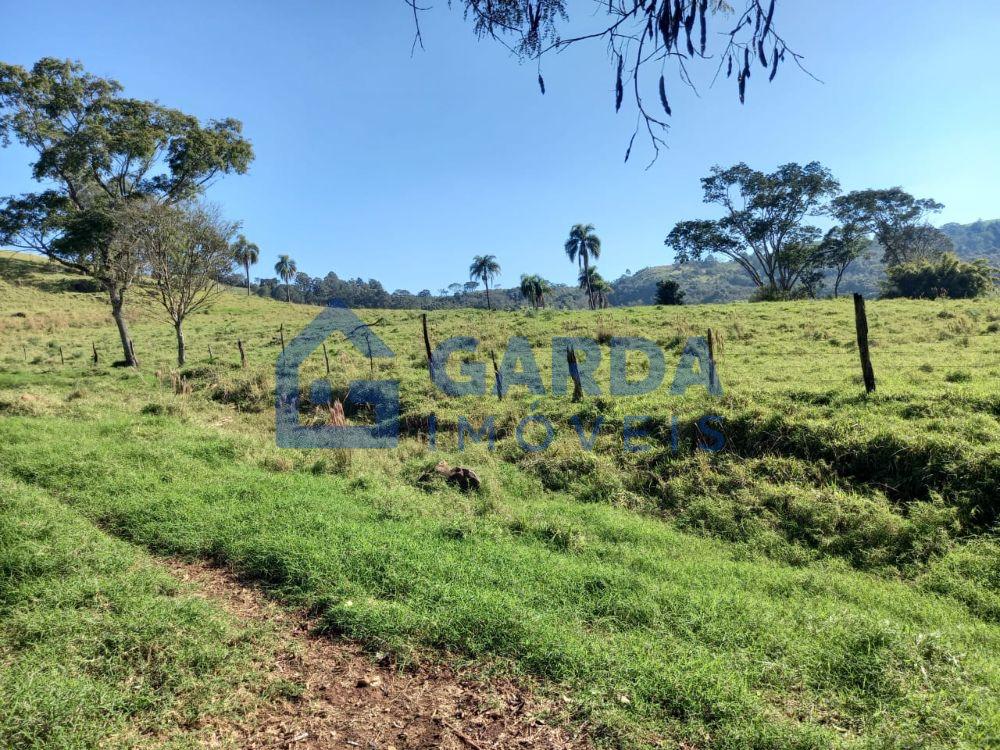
left=607, top=219, right=1000, bottom=305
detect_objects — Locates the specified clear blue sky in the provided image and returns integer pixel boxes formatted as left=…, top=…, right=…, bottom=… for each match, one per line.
left=2, top=1, right=998, bottom=292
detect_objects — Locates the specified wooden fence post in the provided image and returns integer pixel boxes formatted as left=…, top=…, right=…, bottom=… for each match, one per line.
left=853, top=293, right=876, bottom=394
left=92, top=342, right=99, bottom=364
left=322, top=342, right=331, bottom=375
left=59, top=346, right=65, bottom=366
left=567, top=347, right=584, bottom=403
left=237, top=339, right=247, bottom=369
left=706, top=328, right=719, bottom=392
left=421, top=313, right=434, bottom=374
left=489, top=349, right=503, bottom=400
left=279, top=324, right=285, bottom=353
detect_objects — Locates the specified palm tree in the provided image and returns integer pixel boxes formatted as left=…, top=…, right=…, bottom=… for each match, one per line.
left=275, top=254, right=297, bottom=303
left=564, top=223, right=602, bottom=310
left=232, top=234, right=260, bottom=297
left=535, top=276, right=552, bottom=308
left=469, top=254, right=501, bottom=311
left=519, top=274, right=538, bottom=308
left=593, top=278, right=612, bottom=309
left=578, top=266, right=610, bottom=309
left=519, top=274, right=552, bottom=309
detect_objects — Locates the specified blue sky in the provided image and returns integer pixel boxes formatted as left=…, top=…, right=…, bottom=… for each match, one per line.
left=1, top=1, right=998, bottom=292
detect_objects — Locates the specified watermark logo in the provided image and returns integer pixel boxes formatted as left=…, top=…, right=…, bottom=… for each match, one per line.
left=277, top=304, right=725, bottom=452
left=276, top=304, right=399, bottom=448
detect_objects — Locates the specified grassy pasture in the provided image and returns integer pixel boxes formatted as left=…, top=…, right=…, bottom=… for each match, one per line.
left=1, top=252, right=998, bottom=748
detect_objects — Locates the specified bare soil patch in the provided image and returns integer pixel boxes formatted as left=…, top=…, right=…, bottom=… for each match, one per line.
left=167, top=559, right=593, bottom=750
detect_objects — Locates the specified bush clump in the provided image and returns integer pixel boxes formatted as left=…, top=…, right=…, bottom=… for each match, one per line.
left=882, top=253, right=996, bottom=299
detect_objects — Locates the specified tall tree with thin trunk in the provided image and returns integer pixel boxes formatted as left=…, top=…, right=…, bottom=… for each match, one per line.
left=565, top=224, right=601, bottom=309
left=0, top=58, right=252, bottom=366
left=469, top=254, right=500, bottom=310
left=275, top=254, right=297, bottom=303
left=138, top=202, right=237, bottom=366
left=818, top=225, right=869, bottom=298
left=232, top=234, right=259, bottom=296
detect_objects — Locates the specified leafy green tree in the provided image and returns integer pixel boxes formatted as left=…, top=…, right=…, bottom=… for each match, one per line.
left=654, top=278, right=685, bottom=305
left=666, top=162, right=840, bottom=296
left=818, top=225, right=870, bottom=297
left=232, top=234, right=260, bottom=297
left=830, top=188, right=944, bottom=266
left=565, top=223, right=602, bottom=309
left=137, top=202, right=238, bottom=365
left=274, top=254, right=297, bottom=303
left=883, top=253, right=995, bottom=300
left=0, top=58, right=253, bottom=366
left=469, top=254, right=500, bottom=310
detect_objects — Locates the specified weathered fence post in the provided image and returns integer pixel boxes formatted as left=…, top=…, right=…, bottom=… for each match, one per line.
left=489, top=349, right=503, bottom=400
left=421, top=313, right=434, bottom=375
left=706, top=327, right=719, bottom=392
left=92, top=342, right=99, bottom=365
left=322, top=342, right=331, bottom=375
left=853, top=293, right=876, bottom=394
left=59, top=346, right=65, bottom=366
left=237, top=339, right=247, bottom=369
left=567, top=346, right=584, bottom=403
left=279, top=324, right=285, bottom=353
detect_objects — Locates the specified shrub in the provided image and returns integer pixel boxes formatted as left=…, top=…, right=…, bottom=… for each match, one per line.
left=882, top=253, right=996, bottom=299
left=654, top=278, right=685, bottom=305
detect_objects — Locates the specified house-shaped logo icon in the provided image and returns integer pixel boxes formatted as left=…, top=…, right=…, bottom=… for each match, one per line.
left=275, top=303, right=399, bottom=449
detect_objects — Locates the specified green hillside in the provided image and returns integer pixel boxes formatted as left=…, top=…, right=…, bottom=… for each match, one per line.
left=2, top=251, right=999, bottom=748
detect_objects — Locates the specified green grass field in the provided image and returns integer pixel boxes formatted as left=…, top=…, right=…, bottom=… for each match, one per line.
left=1, top=252, right=998, bottom=749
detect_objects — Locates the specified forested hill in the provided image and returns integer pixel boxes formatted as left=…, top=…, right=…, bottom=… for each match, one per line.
left=610, top=219, right=1000, bottom=305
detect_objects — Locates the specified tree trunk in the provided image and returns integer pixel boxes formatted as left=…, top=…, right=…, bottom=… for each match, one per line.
left=833, top=270, right=844, bottom=298
left=245, top=262, right=251, bottom=296
left=285, top=282, right=291, bottom=303
left=583, top=255, right=594, bottom=310
left=484, top=280, right=492, bottom=311
left=108, top=289, right=138, bottom=367
left=175, top=320, right=186, bottom=367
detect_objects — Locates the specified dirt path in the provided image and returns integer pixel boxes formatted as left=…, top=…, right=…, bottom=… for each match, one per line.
left=167, top=560, right=593, bottom=750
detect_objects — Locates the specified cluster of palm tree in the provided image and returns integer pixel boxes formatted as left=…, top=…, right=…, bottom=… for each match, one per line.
left=578, top=266, right=611, bottom=308
left=230, top=237, right=300, bottom=304
left=470, top=223, right=610, bottom=313
left=237, top=223, right=612, bottom=313
left=564, top=223, right=606, bottom=310
left=518, top=274, right=551, bottom=309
